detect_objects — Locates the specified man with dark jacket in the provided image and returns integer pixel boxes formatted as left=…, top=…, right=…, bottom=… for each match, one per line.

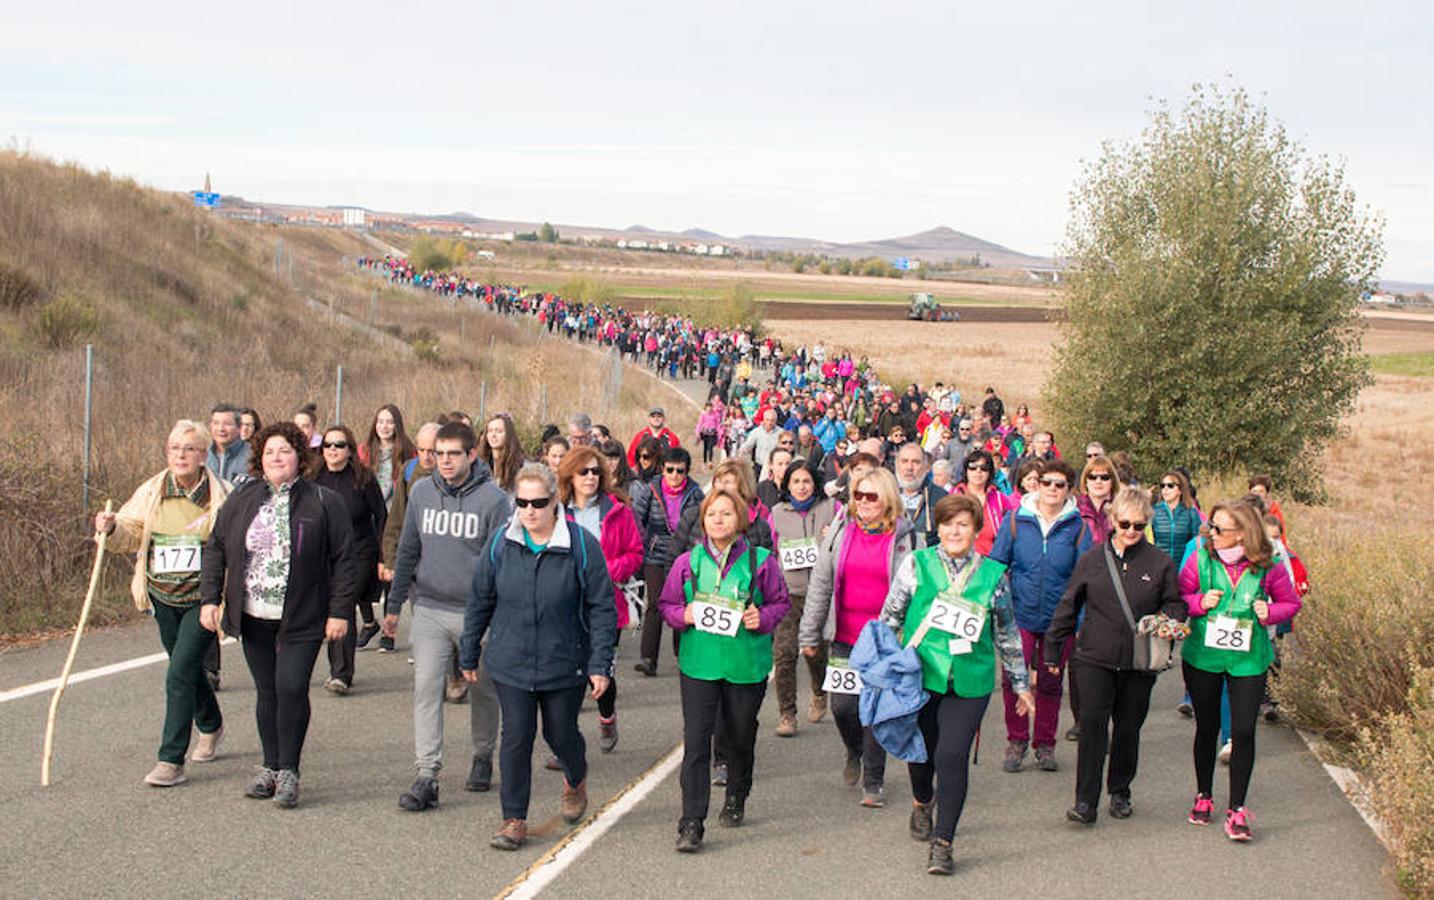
left=383, top=422, right=511, bottom=810
left=981, top=386, right=1005, bottom=431
left=894, top=442, right=947, bottom=549
left=988, top=459, right=1091, bottom=774
left=632, top=446, right=703, bottom=676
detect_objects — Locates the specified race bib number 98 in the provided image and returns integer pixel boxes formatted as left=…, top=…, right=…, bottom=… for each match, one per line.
left=691, top=593, right=743, bottom=638
left=927, top=596, right=986, bottom=641
left=822, top=656, right=863, bottom=695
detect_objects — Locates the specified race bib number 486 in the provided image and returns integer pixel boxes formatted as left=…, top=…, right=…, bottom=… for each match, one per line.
left=778, top=537, right=819, bottom=571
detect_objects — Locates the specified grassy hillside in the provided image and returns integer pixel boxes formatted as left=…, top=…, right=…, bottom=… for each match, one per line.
left=0, top=151, right=689, bottom=638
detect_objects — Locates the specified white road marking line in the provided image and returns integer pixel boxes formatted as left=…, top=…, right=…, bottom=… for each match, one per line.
left=0, top=637, right=237, bottom=705
left=499, top=742, right=683, bottom=899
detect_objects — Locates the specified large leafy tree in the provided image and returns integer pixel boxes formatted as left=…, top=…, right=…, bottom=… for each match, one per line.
left=1049, top=84, right=1383, bottom=501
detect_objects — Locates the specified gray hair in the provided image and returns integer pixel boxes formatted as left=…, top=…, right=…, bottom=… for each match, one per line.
left=1108, top=486, right=1153, bottom=524
left=515, top=461, right=558, bottom=496
left=569, top=412, right=593, bottom=431
left=931, top=459, right=952, bottom=476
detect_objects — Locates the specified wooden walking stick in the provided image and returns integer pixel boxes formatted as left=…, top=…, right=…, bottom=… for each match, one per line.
left=41, top=499, right=112, bottom=787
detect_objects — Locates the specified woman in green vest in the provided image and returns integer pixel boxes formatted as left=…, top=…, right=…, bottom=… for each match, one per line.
left=1179, top=499, right=1301, bottom=842
left=659, top=489, right=791, bottom=853
left=879, top=493, right=1034, bottom=876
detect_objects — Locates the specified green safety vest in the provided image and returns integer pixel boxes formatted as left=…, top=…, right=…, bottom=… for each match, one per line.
left=679, top=544, right=772, bottom=684
left=1181, top=545, right=1274, bottom=677
left=901, top=549, right=1008, bottom=697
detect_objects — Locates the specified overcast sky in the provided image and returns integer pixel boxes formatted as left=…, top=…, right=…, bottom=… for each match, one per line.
left=3, top=1, right=1430, bottom=280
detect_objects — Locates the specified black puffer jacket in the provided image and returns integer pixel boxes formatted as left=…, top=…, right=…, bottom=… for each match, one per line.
left=633, top=476, right=704, bottom=568
left=1045, top=538, right=1184, bottom=671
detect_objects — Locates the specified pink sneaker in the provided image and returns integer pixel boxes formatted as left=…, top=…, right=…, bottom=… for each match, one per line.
left=1224, top=807, right=1253, bottom=842
left=1187, top=794, right=1214, bottom=826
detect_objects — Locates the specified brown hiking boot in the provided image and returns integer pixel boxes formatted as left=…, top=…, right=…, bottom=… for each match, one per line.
left=807, top=694, right=828, bottom=723
left=775, top=715, right=797, bottom=737
left=561, top=779, right=589, bottom=824
left=490, top=818, right=527, bottom=850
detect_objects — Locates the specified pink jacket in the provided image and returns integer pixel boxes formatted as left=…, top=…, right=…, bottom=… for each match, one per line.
left=1178, top=548, right=1301, bottom=625
left=598, top=496, right=644, bottom=628
left=696, top=408, right=725, bottom=443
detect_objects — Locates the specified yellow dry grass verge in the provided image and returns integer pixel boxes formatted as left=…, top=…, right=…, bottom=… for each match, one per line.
left=0, top=151, right=690, bottom=639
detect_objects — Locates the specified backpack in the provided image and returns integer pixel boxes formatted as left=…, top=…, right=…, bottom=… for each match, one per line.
left=486, top=523, right=588, bottom=597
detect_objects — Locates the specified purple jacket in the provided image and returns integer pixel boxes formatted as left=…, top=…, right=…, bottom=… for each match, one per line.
left=658, top=535, right=790, bottom=634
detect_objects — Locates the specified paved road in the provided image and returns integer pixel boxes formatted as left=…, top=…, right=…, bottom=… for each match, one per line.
left=1, top=613, right=1393, bottom=898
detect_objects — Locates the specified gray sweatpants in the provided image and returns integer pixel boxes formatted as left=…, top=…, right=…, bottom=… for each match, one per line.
left=411, top=603, right=499, bottom=778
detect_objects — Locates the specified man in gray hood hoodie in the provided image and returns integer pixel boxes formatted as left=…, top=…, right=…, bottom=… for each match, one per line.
left=383, top=421, right=512, bottom=810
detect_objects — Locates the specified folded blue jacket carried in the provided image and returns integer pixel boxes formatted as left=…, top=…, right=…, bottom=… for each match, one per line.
left=851, top=619, right=930, bottom=763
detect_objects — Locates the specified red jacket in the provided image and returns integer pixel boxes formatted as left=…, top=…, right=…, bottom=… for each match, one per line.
left=573, top=494, right=645, bottom=628
left=626, top=426, right=681, bottom=466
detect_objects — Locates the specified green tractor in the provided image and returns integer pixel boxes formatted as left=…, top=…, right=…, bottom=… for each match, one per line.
left=905, top=293, right=959, bottom=322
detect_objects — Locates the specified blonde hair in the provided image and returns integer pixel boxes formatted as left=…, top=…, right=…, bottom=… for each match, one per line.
left=853, top=467, right=902, bottom=534
left=1080, top=455, right=1123, bottom=495
left=1108, top=486, right=1153, bottom=526
left=167, top=419, right=210, bottom=450
left=712, top=457, right=757, bottom=503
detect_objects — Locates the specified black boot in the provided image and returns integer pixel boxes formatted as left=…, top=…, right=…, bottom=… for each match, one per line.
left=399, top=777, right=439, bottom=811
left=675, top=818, right=704, bottom=852
left=717, top=794, right=746, bottom=828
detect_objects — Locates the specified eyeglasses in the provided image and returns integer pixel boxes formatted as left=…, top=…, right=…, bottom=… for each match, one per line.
left=664, top=466, right=688, bottom=475
left=514, top=496, right=553, bottom=509
left=1039, top=478, right=1069, bottom=489
left=1116, top=520, right=1147, bottom=531
left=322, top=441, right=350, bottom=450
left=576, top=466, right=602, bottom=477
left=852, top=490, right=879, bottom=503
left=1160, top=481, right=1179, bottom=490
left=1210, top=524, right=1241, bottom=536
left=1087, top=472, right=1112, bottom=482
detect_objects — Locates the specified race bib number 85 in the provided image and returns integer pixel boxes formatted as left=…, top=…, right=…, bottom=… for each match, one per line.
left=691, top=593, right=743, bottom=638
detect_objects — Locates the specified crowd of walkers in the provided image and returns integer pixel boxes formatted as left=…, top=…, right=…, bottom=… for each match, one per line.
left=96, top=259, right=1310, bottom=874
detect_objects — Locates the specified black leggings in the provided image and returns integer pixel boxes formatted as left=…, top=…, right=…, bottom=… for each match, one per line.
left=1184, top=661, right=1265, bottom=808
left=908, top=691, right=990, bottom=842
left=700, top=433, right=718, bottom=464
left=830, top=641, right=887, bottom=791
left=241, top=615, right=323, bottom=772
left=679, top=675, right=766, bottom=821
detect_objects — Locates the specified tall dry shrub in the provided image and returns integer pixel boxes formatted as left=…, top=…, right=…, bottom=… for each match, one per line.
left=1356, top=666, right=1434, bottom=898
left=1273, top=528, right=1434, bottom=741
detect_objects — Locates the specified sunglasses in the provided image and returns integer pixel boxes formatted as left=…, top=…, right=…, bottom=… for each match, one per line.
left=1039, top=478, right=1069, bottom=489
left=322, top=441, right=350, bottom=450
left=1160, top=482, right=1179, bottom=490
left=852, top=490, right=879, bottom=503
left=966, top=462, right=992, bottom=472
left=514, top=496, right=553, bottom=509
left=664, top=466, right=688, bottom=475
left=1087, top=472, right=1112, bottom=482
left=576, top=466, right=602, bottom=477
left=1116, top=520, right=1147, bottom=531
left=1086, top=452, right=1100, bottom=458
left=1210, top=524, right=1241, bottom=536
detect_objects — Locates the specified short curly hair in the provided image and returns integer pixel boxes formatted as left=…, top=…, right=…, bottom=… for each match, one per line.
left=247, top=421, right=311, bottom=478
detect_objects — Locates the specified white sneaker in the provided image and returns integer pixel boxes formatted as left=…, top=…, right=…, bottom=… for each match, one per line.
left=144, top=761, right=188, bottom=787
left=1218, top=741, right=1233, bottom=765
left=190, top=727, right=224, bottom=763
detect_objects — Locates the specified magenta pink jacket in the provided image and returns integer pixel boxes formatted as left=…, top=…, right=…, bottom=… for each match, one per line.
left=1177, top=546, right=1301, bottom=625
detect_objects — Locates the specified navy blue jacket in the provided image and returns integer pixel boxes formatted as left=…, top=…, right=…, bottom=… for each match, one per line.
left=460, top=510, right=618, bottom=691
left=987, top=496, right=1092, bottom=633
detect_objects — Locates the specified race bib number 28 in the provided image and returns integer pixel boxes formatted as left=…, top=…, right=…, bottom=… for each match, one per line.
left=1204, top=615, right=1253, bottom=653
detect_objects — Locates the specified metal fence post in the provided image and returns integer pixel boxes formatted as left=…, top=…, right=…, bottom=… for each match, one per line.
left=82, top=344, right=93, bottom=515
left=334, top=365, right=344, bottom=425
left=479, top=381, right=487, bottom=425
left=540, top=383, right=548, bottom=424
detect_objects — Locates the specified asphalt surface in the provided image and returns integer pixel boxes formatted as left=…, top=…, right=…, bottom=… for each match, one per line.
left=0, top=612, right=1393, bottom=899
